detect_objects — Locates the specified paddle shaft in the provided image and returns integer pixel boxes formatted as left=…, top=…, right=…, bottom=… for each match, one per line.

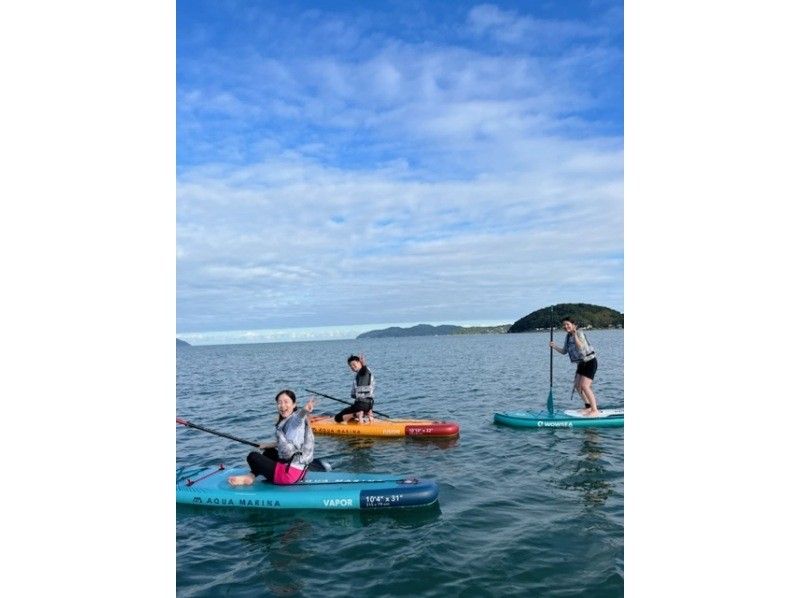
left=176, top=417, right=259, bottom=447
left=304, top=388, right=390, bottom=418
left=549, top=324, right=553, bottom=388
left=177, top=418, right=334, bottom=472
left=546, top=307, right=555, bottom=413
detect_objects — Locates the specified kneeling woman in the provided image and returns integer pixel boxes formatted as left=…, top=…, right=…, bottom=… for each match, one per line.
left=229, top=389, right=316, bottom=486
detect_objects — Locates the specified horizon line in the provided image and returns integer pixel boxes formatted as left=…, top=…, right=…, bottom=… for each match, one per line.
left=177, top=319, right=513, bottom=346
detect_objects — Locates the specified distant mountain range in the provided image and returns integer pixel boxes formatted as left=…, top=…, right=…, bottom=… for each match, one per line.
left=355, top=304, right=622, bottom=339
left=176, top=304, right=621, bottom=344
left=356, top=323, right=511, bottom=339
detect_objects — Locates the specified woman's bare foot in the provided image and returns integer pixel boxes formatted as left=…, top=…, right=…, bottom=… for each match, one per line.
left=228, top=474, right=255, bottom=486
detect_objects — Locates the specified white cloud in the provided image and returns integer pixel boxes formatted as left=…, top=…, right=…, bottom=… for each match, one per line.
left=177, top=137, right=622, bottom=332
left=177, top=3, right=623, bottom=333
left=467, top=4, right=603, bottom=45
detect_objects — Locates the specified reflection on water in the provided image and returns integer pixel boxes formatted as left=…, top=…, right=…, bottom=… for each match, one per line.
left=357, top=501, right=441, bottom=528
left=242, top=518, right=314, bottom=597
left=409, top=436, right=460, bottom=450
left=558, top=430, right=614, bottom=508
left=223, top=504, right=442, bottom=596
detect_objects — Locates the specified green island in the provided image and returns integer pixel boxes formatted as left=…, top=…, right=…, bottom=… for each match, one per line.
left=357, top=303, right=622, bottom=339
left=507, top=303, right=623, bottom=333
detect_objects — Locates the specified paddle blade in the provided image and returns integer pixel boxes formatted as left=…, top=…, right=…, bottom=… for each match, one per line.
left=546, top=389, right=554, bottom=414
left=308, top=458, right=333, bottom=472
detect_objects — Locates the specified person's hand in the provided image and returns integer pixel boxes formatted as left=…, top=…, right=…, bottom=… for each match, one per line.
left=303, top=398, right=316, bottom=413
left=549, top=341, right=556, bottom=348
left=258, top=442, right=274, bottom=450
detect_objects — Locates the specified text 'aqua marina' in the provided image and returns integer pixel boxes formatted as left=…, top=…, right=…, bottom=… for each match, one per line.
left=193, top=497, right=282, bottom=507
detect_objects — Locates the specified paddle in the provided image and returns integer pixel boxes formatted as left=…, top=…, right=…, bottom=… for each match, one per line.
left=176, top=417, right=332, bottom=471
left=547, top=308, right=554, bottom=414
left=176, top=417, right=258, bottom=447
left=304, top=388, right=391, bottom=419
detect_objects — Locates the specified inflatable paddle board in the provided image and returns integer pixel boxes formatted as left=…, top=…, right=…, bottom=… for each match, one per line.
left=494, top=408, right=624, bottom=429
left=176, top=465, right=439, bottom=510
left=310, top=416, right=459, bottom=438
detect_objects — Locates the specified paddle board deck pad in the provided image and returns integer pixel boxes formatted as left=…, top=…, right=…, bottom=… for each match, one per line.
left=494, top=409, right=624, bottom=429
left=310, top=416, right=459, bottom=438
left=176, top=465, right=439, bottom=510
left=562, top=408, right=624, bottom=418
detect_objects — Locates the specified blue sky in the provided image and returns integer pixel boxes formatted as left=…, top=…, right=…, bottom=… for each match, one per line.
left=177, top=0, right=623, bottom=343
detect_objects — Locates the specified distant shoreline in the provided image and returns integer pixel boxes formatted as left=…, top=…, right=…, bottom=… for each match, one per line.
left=177, top=326, right=623, bottom=347
left=356, top=323, right=511, bottom=339
left=178, top=303, right=622, bottom=346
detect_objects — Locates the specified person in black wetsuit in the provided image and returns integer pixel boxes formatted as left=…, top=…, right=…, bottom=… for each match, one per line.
left=334, top=354, right=375, bottom=423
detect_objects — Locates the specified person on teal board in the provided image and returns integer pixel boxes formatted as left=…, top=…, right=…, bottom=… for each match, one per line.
left=228, top=389, right=316, bottom=486
left=549, top=317, right=600, bottom=416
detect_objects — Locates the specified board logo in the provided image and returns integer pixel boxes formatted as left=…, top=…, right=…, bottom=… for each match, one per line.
left=537, top=421, right=573, bottom=428
left=317, top=426, right=363, bottom=435
left=239, top=499, right=281, bottom=507
left=323, top=498, right=353, bottom=507
left=204, top=497, right=234, bottom=505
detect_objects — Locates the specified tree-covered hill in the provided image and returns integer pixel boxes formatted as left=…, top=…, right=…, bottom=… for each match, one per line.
left=507, top=303, right=623, bottom=333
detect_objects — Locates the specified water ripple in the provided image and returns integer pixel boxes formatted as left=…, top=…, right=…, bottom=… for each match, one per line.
left=178, top=331, right=624, bottom=596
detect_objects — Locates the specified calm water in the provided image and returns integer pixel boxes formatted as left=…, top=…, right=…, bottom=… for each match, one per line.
left=177, top=330, right=624, bottom=597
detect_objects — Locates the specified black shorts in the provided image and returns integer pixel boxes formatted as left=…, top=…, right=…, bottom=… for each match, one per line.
left=334, top=399, right=374, bottom=422
left=576, top=357, right=598, bottom=380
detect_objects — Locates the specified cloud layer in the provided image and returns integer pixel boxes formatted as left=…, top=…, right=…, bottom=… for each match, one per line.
left=177, top=1, right=623, bottom=336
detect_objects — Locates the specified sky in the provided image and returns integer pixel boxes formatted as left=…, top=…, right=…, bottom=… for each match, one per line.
left=177, top=0, right=623, bottom=343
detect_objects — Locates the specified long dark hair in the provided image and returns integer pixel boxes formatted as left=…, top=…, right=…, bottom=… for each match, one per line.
left=275, top=389, right=298, bottom=424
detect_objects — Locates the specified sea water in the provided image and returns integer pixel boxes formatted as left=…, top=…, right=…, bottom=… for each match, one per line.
left=177, top=329, right=624, bottom=597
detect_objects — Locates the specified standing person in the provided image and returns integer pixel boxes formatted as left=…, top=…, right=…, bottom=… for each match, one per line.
left=549, top=317, right=600, bottom=416
left=334, top=354, right=375, bottom=424
left=228, top=389, right=316, bottom=486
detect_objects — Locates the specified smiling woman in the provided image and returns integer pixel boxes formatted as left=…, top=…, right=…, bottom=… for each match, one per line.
left=227, top=389, right=317, bottom=486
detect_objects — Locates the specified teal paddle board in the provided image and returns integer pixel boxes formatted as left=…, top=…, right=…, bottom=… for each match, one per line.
left=176, top=465, right=439, bottom=510
left=494, top=408, right=624, bottom=429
